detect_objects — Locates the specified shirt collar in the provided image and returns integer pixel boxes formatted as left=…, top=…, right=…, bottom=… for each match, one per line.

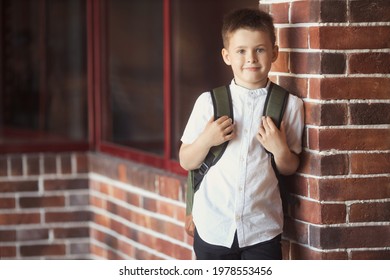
left=230, top=79, right=270, bottom=96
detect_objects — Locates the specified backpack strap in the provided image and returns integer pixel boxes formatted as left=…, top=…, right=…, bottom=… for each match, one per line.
left=186, top=85, right=233, bottom=215
left=263, top=82, right=289, bottom=129
left=263, top=82, right=291, bottom=208
left=192, top=85, right=233, bottom=192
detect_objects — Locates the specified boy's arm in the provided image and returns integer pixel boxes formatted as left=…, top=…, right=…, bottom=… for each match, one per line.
left=257, top=116, right=300, bottom=176
left=179, top=116, right=235, bottom=171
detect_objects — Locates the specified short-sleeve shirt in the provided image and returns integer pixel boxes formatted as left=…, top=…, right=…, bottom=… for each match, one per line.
left=181, top=80, right=304, bottom=248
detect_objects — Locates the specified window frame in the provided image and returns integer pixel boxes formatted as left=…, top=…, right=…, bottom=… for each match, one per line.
left=91, top=0, right=185, bottom=175
left=0, top=0, right=91, bottom=154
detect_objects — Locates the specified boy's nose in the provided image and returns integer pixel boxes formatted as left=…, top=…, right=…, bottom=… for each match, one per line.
left=247, top=52, right=258, bottom=63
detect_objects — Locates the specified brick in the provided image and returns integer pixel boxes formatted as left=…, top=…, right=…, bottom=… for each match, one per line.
left=70, top=242, right=90, bottom=255
left=320, top=0, right=347, bottom=23
left=349, top=202, right=390, bottom=222
left=278, top=77, right=308, bottom=98
left=0, top=197, right=15, bottom=209
left=19, top=196, right=65, bottom=208
left=44, top=178, right=89, bottom=191
left=311, top=78, right=390, bottom=100
left=0, top=156, right=7, bottom=177
left=269, top=2, right=289, bottom=24
left=45, top=210, right=91, bottom=223
left=54, top=227, right=89, bottom=239
left=350, top=103, right=390, bottom=125
left=26, top=155, right=40, bottom=175
left=271, top=51, right=289, bottom=73
left=349, top=53, right=390, bottom=74
left=290, top=198, right=346, bottom=224
left=10, top=156, right=23, bottom=176
left=290, top=243, right=348, bottom=260
left=317, top=177, right=390, bottom=201
left=158, top=176, right=181, bottom=200
left=289, top=175, right=310, bottom=198
left=279, top=27, right=309, bottom=49
left=0, top=180, right=38, bottom=193
left=283, top=218, right=308, bottom=245
left=17, top=229, right=49, bottom=241
left=0, top=246, right=17, bottom=258
left=299, top=152, right=349, bottom=176
left=350, top=0, right=390, bottom=22
left=59, top=154, right=72, bottom=174
left=0, top=213, right=41, bottom=225
left=310, top=225, right=390, bottom=249
left=351, top=250, right=390, bottom=260
left=20, top=244, right=66, bottom=257
left=76, top=153, right=89, bottom=173
left=350, top=153, right=390, bottom=174
left=118, top=163, right=127, bottom=182
left=321, top=53, right=346, bottom=74
left=43, top=154, right=57, bottom=174
left=0, top=230, right=16, bottom=242
left=69, top=193, right=89, bottom=206
left=304, top=103, right=348, bottom=126
left=291, top=0, right=320, bottom=23
left=290, top=52, right=320, bottom=74
left=313, top=26, right=390, bottom=50
left=316, top=129, right=390, bottom=151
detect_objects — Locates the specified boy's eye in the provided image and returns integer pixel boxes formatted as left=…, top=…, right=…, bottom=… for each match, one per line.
left=237, top=49, right=245, bottom=54
left=256, top=48, right=265, bottom=53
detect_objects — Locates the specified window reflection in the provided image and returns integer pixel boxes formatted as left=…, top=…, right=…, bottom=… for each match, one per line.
left=0, top=0, right=87, bottom=145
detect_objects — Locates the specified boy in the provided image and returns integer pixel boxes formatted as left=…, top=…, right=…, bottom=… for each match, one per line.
left=179, top=8, right=304, bottom=260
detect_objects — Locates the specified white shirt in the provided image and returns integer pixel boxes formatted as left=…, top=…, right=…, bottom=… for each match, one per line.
left=181, top=80, right=304, bottom=248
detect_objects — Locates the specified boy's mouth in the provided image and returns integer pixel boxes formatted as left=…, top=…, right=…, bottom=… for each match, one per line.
left=243, top=66, right=260, bottom=71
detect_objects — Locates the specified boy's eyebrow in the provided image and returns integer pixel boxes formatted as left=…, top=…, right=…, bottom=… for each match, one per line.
left=233, top=44, right=267, bottom=49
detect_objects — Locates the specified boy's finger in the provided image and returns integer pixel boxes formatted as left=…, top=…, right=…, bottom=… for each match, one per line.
left=216, top=115, right=229, bottom=124
left=265, top=116, right=277, bottom=130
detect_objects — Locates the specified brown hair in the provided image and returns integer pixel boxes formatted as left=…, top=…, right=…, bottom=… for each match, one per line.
left=222, top=8, right=276, bottom=48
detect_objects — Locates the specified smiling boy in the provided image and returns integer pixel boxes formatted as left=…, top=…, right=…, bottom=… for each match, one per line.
left=179, top=8, right=304, bottom=260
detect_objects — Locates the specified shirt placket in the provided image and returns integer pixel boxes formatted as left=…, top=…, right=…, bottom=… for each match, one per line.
left=235, top=91, right=256, bottom=243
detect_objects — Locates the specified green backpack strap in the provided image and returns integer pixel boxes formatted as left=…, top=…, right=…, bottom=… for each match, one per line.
left=186, top=85, right=233, bottom=215
left=263, top=82, right=289, bottom=129
left=263, top=82, right=291, bottom=209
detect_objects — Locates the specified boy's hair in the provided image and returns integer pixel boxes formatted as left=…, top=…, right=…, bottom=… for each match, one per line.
left=222, top=8, right=276, bottom=48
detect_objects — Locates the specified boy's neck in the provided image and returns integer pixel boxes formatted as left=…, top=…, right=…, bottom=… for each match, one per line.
left=233, top=78, right=269, bottom=90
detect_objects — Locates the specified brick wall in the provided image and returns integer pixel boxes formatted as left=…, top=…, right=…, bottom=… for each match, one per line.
left=0, top=153, right=90, bottom=259
left=0, top=152, right=192, bottom=260
left=260, top=0, right=390, bottom=259
left=88, top=153, right=192, bottom=260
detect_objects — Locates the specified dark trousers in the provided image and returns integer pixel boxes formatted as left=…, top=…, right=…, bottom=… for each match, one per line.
left=194, top=229, right=282, bottom=260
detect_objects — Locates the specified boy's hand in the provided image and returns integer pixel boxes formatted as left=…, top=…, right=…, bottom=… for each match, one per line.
left=257, top=116, right=300, bottom=175
left=179, top=115, right=235, bottom=171
left=256, top=116, right=289, bottom=158
left=201, top=115, right=235, bottom=148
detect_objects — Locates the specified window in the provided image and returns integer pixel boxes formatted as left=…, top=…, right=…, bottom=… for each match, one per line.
left=98, top=0, right=257, bottom=173
left=0, top=0, right=257, bottom=173
left=0, top=0, right=88, bottom=152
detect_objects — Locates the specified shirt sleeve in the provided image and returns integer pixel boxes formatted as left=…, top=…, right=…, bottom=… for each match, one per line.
left=283, top=94, right=305, bottom=155
left=181, top=92, right=213, bottom=144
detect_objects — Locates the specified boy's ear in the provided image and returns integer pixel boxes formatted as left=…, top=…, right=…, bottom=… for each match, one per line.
left=221, top=48, right=231, bottom=65
left=272, top=45, right=279, bottom=63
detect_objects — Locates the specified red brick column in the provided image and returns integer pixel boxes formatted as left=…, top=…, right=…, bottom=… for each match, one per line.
left=261, top=0, right=390, bottom=259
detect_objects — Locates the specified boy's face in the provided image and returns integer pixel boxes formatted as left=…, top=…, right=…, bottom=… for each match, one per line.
left=221, top=28, right=278, bottom=89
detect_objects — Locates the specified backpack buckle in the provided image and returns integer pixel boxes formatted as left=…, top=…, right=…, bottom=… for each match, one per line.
left=199, top=162, right=210, bottom=176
